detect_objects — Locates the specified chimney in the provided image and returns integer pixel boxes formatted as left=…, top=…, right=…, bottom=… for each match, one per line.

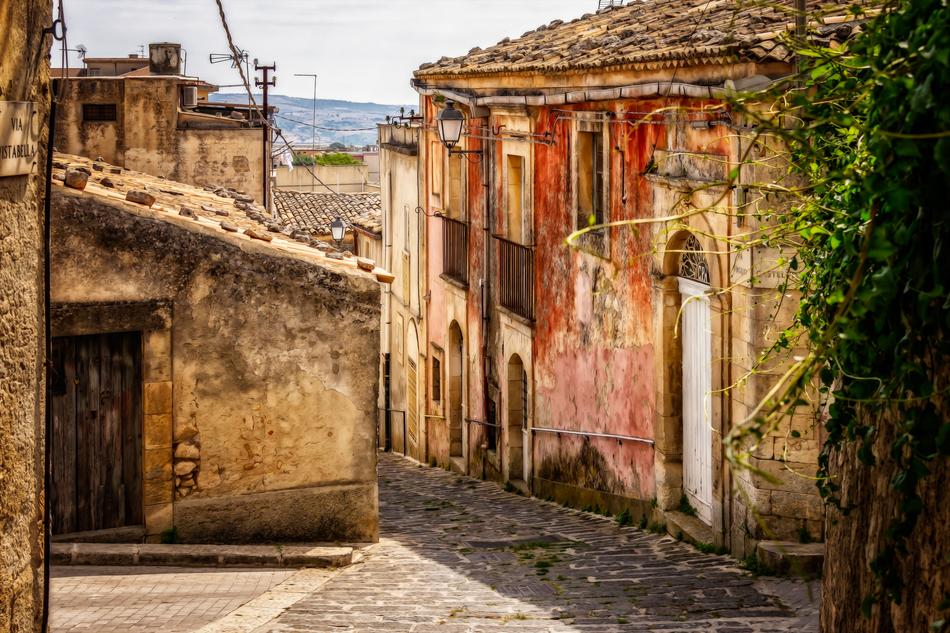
left=149, top=42, right=182, bottom=75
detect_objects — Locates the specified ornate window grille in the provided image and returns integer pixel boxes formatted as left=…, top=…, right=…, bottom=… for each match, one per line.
left=678, top=234, right=710, bottom=284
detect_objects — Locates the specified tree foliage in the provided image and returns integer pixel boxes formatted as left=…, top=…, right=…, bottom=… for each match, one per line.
left=293, top=152, right=362, bottom=167
left=730, top=0, right=950, bottom=616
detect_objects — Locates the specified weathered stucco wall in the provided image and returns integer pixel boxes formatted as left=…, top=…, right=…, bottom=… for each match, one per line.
left=55, top=78, right=264, bottom=202
left=176, top=129, right=262, bottom=199
left=51, top=189, right=380, bottom=542
left=513, top=101, right=662, bottom=508
left=412, top=82, right=822, bottom=555
left=276, top=164, right=370, bottom=193
left=0, top=2, right=51, bottom=631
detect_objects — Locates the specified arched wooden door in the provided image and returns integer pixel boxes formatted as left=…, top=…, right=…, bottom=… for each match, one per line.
left=406, top=323, right=421, bottom=460
left=506, top=355, right=527, bottom=483
left=448, top=323, right=464, bottom=460
left=678, top=235, right=713, bottom=524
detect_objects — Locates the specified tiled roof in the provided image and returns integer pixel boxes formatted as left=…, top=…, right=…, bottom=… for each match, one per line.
left=415, top=0, right=873, bottom=78
left=51, top=154, right=392, bottom=282
left=274, top=191, right=382, bottom=237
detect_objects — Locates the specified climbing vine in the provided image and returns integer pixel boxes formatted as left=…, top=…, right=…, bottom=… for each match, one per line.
left=725, top=0, right=950, bottom=616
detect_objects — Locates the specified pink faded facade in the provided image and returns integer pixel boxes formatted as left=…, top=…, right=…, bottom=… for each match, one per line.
left=380, top=0, right=861, bottom=557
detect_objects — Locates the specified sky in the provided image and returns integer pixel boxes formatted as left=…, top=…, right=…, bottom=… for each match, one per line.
left=58, top=0, right=597, bottom=105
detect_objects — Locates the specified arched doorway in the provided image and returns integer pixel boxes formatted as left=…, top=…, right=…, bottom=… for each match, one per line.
left=448, top=322, right=464, bottom=461
left=678, top=234, right=713, bottom=524
left=506, top=354, right=527, bottom=483
left=406, top=322, right=421, bottom=460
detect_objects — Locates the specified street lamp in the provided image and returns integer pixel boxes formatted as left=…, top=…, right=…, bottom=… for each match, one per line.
left=331, top=216, right=347, bottom=249
left=437, top=101, right=481, bottom=155
left=437, top=101, right=464, bottom=149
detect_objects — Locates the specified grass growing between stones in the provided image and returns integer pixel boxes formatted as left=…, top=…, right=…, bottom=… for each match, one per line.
left=694, top=541, right=730, bottom=556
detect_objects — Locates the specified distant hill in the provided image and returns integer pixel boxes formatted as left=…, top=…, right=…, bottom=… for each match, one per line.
left=210, top=93, right=415, bottom=148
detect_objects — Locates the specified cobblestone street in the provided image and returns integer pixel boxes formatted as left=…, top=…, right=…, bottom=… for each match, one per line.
left=261, top=454, right=818, bottom=633
left=50, top=453, right=819, bottom=632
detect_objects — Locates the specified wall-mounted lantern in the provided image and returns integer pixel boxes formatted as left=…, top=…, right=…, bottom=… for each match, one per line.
left=437, top=101, right=482, bottom=155
left=331, top=216, right=347, bottom=249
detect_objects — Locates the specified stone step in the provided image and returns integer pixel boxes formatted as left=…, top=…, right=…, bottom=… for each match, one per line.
left=664, top=510, right=717, bottom=547
left=51, top=543, right=353, bottom=569
left=757, top=540, right=824, bottom=578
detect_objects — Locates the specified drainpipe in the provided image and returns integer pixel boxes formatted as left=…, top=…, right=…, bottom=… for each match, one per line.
left=481, top=117, right=493, bottom=478
left=41, top=94, right=56, bottom=633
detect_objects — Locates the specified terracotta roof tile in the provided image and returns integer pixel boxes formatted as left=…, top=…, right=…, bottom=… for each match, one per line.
left=273, top=191, right=382, bottom=236
left=51, top=153, right=393, bottom=283
left=415, top=0, right=874, bottom=78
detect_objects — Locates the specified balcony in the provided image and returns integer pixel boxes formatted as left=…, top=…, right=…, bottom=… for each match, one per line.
left=497, top=236, right=534, bottom=321
left=441, top=216, right=468, bottom=286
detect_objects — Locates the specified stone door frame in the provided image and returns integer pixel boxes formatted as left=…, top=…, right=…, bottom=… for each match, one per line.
left=653, top=229, right=728, bottom=539
left=51, top=301, right=174, bottom=542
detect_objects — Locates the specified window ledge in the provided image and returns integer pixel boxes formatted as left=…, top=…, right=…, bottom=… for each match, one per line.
left=440, top=273, right=469, bottom=291
left=497, top=305, right=535, bottom=329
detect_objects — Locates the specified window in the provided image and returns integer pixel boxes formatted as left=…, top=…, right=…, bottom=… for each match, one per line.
left=431, top=354, right=442, bottom=403
left=445, top=153, right=464, bottom=219
left=678, top=234, right=710, bottom=284
left=506, top=155, right=525, bottom=243
left=395, top=314, right=405, bottom=365
left=575, top=121, right=608, bottom=254
left=522, top=369, right=529, bottom=430
left=402, top=251, right=411, bottom=304
left=82, top=103, right=117, bottom=122
left=430, top=142, right=443, bottom=208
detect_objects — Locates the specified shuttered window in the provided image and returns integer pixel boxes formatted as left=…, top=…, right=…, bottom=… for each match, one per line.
left=82, top=103, right=117, bottom=122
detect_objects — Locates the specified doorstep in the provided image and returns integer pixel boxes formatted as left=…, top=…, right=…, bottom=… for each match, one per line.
left=664, top=510, right=717, bottom=547
left=448, top=456, right=467, bottom=475
left=757, top=541, right=824, bottom=578
left=50, top=542, right=354, bottom=569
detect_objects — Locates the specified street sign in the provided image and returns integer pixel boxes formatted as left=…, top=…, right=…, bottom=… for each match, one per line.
left=0, top=101, right=40, bottom=177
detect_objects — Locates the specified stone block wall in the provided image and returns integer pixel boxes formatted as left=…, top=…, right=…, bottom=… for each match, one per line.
left=0, top=2, right=51, bottom=631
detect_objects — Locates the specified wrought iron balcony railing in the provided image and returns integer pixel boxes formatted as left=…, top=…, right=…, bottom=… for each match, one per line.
left=441, top=216, right=469, bottom=286
left=496, top=236, right=534, bottom=321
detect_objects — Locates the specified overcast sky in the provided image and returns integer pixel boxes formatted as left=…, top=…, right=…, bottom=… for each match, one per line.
left=58, top=0, right=596, bottom=104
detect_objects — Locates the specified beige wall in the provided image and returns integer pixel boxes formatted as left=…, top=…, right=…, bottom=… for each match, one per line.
left=51, top=189, right=381, bottom=543
left=0, top=2, right=51, bottom=631
left=379, top=129, right=424, bottom=460
left=55, top=77, right=266, bottom=203
left=276, top=163, right=370, bottom=193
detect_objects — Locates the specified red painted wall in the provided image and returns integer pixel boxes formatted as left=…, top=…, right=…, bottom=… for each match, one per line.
left=528, top=101, right=665, bottom=500
left=422, top=94, right=729, bottom=503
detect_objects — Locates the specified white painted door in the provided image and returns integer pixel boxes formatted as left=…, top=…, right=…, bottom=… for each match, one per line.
left=679, top=277, right=713, bottom=524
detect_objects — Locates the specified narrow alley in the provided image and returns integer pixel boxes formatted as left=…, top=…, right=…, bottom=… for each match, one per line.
left=51, top=454, right=819, bottom=633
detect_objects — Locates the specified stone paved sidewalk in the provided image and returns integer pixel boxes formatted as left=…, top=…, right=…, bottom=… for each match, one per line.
left=50, top=566, right=295, bottom=632
left=260, top=454, right=820, bottom=633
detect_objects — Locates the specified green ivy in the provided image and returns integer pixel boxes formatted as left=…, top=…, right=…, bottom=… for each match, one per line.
left=729, top=0, right=950, bottom=613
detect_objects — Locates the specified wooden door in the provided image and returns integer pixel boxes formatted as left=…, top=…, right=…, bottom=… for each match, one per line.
left=679, top=278, right=713, bottom=524
left=50, top=332, right=144, bottom=535
left=407, top=358, right=418, bottom=452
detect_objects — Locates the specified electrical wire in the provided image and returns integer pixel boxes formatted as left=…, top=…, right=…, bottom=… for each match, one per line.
left=274, top=131, right=370, bottom=226
left=214, top=0, right=262, bottom=119
left=213, top=0, right=375, bottom=228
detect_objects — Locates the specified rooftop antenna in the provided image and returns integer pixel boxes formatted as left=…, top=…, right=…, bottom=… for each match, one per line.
left=75, top=44, right=87, bottom=59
